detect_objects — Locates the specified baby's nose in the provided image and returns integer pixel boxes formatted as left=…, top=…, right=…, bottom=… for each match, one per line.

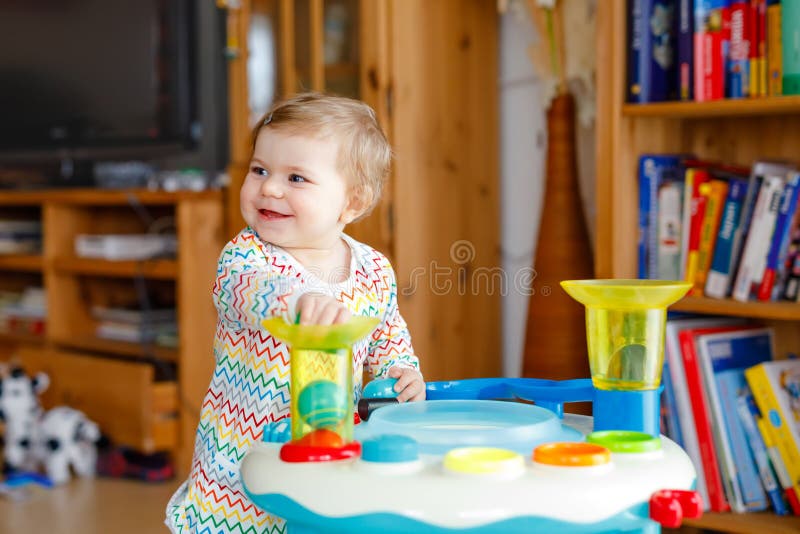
left=260, top=177, right=284, bottom=197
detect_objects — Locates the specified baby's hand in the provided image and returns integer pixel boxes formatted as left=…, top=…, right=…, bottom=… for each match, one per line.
left=296, top=293, right=351, bottom=325
left=388, top=367, right=425, bottom=402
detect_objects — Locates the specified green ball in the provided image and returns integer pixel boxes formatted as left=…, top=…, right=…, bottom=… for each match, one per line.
left=297, top=380, right=347, bottom=429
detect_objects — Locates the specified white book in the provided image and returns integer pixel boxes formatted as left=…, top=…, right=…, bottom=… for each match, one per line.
left=664, top=316, right=746, bottom=511
left=732, top=175, right=786, bottom=302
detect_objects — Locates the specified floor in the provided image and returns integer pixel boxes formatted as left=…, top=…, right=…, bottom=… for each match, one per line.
left=0, top=477, right=178, bottom=533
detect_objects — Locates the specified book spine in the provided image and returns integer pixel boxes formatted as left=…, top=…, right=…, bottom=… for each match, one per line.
left=685, top=170, right=711, bottom=286
left=679, top=330, right=730, bottom=511
left=728, top=1, right=752, bottom=97
left=639, top=156, right=657, bottom=277
left=750, top=0, right=762, bottom=95
left=732, top=175, right=785, bottom=301
left=758, top=0, right=769, bottom=95
left=658, top=179, right=685, bottom=279
left=717, top=372, right=766, bottom=511
left=758, top=413, right=800, bottom=513
left=695, top=179, right=729, bottom=294
left=679, top=0, right=696, bottom=99
left=783, top=0, right=800, bottom=94
left=629, top=0, right=647, bottom=101
left=737, top=392, right=789, bottom=514
left=767, top=0, right=784, bottom=95
left=706, top=178, right=749, bottom=297
left=780, top=208, right=800, bottom=300
left=695, top=0, right=729, bottom=100
left=758, top=172, right=800, bottom=300
left=745, top=363, right=800, bottom=512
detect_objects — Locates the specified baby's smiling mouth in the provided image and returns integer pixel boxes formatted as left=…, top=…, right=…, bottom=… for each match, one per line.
left=259, top=209, right=291, bottom=219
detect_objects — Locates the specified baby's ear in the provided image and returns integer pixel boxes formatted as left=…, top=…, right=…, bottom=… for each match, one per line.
left=340, top=186, right=372, bottom=224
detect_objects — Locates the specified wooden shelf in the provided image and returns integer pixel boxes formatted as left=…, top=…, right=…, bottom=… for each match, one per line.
left=0, top=188, right=222, bottom=207
left=325, top=61, right=358, bottom=79
left=622, top=95, right=800, bottom=118
left=53, top=256, right=178, bottom=280
left=673, top=296, right=800, bottom=321
left=680, top=511, right=800, bottom=534
left=0, top=331, right=46, bottom=346
left=0, top=254, right=43, bottom=272
left=52, top=335, right=178, bottom=363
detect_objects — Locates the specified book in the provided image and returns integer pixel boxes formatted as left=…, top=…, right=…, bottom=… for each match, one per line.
left=679, top=324, right=757, bottom=512
left=679, top=0, right=696, bottom=99
left=745, top=359, right=800, bottom=513
left=758, top=414, right=800, bottom=513
left=737, top=389, right=790, bottom=514
left=767, top=0, right=784, bottom=95
left=783, top=0, right=800, bottom=94
left=732, top=165, right=793, bottom=301
left=628, top=0, right=680, bottom=102
left=695, top=328, right=775, bottom=512
left=758, top=172, right=800, bottom=300
left=665, top=316, right=747, bottom=510
left=683, top=168, right=712, bottom=285
left=638, top=154, right=684, bottom=278
left=694, top=0, right=730, bottom=101
left=706, top=177, right=749, bottom=297
left=662, top=347, right=684, bottom=445
left=757, top=0, right=769, bottom=96
left=694, top=178, right=729, bottom=295
left=658, top=177, right=685, bottom=279
left=728, top=0, right=752, bottom=97
left=781, top=211, right=800, bottom=300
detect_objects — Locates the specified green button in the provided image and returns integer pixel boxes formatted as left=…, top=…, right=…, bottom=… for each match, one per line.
left=586, top=430, right=661, bottom=453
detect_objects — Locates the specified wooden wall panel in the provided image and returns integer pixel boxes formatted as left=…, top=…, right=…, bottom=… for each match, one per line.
left=390, top=0, right=500, bottom=380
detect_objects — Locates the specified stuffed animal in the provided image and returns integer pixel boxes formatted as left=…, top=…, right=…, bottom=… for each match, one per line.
left=0, top=366, right=100, bottom=485
left=0, top=366, right=49, bottom=473
left=35, top=406, right=101, bottom=485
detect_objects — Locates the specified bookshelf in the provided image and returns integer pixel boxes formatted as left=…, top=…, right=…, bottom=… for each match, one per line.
left=0, top=189, right=224, bottom=474
left=597, top=1, right=800, bottom=531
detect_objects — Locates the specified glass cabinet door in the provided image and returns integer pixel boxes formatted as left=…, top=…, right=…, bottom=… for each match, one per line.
left=322, top=0, right=359, bottom=98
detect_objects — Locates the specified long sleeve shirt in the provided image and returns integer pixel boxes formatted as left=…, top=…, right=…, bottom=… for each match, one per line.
left=166, top=228, right=419, bottom=534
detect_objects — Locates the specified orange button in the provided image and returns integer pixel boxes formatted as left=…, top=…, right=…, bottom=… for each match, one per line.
left=532, top=442, right=611, bottom=467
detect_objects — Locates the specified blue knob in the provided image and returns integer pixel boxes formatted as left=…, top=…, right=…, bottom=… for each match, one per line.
left=361, top=435, right=419, bottom=463
left=363, top=378, right=399, bottom=399
left=262, top=420, right=291, bottom=443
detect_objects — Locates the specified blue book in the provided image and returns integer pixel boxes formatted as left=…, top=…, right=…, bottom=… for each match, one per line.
left=661, top=355, right=684, bottom=446
left=736, top=391, right=790, bottom=515
left=695, top=327, right=774, bottom=512
left=628, top=0, right=679, bottom=102
left=760, top=172, right=800, bottom=300
left=638, top=154, right=683, bottom=278
left=677, top=0, right=694, bottom=100
left=717, top=369, right=768, bottom=511
left=705, top=177, right=749, bottom=298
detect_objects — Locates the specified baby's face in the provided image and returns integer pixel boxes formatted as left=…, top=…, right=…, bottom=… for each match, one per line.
left=240, top=129, right=358, bottom=251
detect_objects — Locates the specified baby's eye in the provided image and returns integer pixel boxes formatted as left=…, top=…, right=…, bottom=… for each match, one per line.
left=250, top=166, right=268, bottom=176
left=288, top=174, right=306, bottom=183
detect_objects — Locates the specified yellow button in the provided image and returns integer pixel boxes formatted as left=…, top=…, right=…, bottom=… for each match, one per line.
left=443, top=447, right=524, bottom=475
left=533, top=442, right=611, bottom=467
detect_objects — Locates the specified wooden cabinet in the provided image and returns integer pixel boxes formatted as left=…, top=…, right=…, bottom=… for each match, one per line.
left=597, top=1, right=800, bottom=531
left=221, top=0, right=501, bottom=382
left=0, top=189, right=224, bottom=474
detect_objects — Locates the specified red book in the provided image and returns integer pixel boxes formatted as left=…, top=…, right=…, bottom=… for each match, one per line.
left=678, top=325, right=754, bottom=512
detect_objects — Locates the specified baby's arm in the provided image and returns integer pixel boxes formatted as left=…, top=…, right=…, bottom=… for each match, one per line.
left=367, top=263, right=424, bottom=401
left=212, top=233, right=302, bottom=331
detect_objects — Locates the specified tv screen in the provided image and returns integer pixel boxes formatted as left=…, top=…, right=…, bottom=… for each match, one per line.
left=0, top=0, right=196, bottom=158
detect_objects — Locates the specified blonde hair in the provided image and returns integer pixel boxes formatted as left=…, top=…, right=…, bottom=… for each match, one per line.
left=252, top=93, right=392, bottom=219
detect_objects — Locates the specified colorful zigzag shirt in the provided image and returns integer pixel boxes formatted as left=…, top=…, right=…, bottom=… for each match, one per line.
left=166, top=228, right=419, bottom=533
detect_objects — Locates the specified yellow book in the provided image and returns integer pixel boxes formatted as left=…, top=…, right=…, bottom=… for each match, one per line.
left=745, top=360, right=800, bottom=504
left=695, top=179, right=728, bottom=295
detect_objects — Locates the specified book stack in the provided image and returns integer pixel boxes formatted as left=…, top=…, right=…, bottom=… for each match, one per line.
left=660, top=317, right=800, bottom=515
left=627, top=0, right=800, bottom=102
left=638, top=154, right=800, bottom=302
left=0, top=220, right=42, bottom=254
left=91, top=306, right=177, bottom=347
left=0, top=287, right=46, bottom=336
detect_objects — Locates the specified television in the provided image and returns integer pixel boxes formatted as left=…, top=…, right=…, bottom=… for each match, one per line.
left=0, top=0, right=198, bottom=162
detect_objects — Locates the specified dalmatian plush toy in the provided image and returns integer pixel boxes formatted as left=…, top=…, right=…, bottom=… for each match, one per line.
left=0, top=366, right=49, bottom=473
left=0, top=366, right=100, bottom=485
